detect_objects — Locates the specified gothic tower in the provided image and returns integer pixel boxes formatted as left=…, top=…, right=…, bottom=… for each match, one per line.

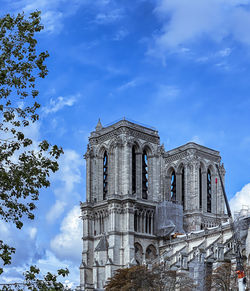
left=80, top=119, right=227, bottom=290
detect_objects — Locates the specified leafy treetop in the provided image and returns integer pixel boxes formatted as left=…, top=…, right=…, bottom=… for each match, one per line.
left=0, top=11, right=63, bottom=273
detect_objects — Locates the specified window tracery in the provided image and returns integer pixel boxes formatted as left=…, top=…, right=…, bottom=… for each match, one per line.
left=182, top=167, right=185, bottom=207
left=142, top=150, right=148, bottom=199
left=103, top=151, right=108, bottom=200
left=199, top=167, right=202, bottom=209
left=207, top=169, right=212, bottom=213
left=171, top=170, right=176, bottom=201
left=132, top=146, right=136, bottom=193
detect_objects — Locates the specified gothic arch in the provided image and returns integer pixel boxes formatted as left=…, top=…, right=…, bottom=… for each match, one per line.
left=176, top=161, right=185, bottom=174
left=165, top=166, right=177, bottom=201
left=97, top=145, right=108, bottom=158
left=207, top=164, right=216, bottom=175
left=166, top=164, right=177, bottom=176
left=134, top=242, right=143, bottom=265
left=145, top=244, right=157, bottom=262
left=199, top=161, right=206, bottom=210
left=129, top=138, right=142, bottom=152
left=176, top=162, right=185, bottom=206
left=141, top=143, right=153, bottom=155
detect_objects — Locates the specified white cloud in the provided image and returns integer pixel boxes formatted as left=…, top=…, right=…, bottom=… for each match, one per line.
left=113, top=28, right=129, bottom=41
left=8, top=0, right=80, bottom=33
left=55, top=149, right=83, bottom=193
left=217, top=48, right=232, bottom=57
left=46, top=149, right=83, bottom=222
left=94, top=9, right=123, bottom=24
left=118, top=79, right=138, bottom=91
left=156, top=85, right=180, bottom=102
left=46, top=200, right=67, bottom=223
left=29, top=227, right=37, bottom=240
left=230, top=183, right=250, bottom=216
left=150, top=0, right=250, bottom=56
left=50, top=206, right=82, bottom=262
left=43, top=95, right=78, bottom=115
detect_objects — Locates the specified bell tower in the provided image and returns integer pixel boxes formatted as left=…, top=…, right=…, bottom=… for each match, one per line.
left=80, top=119, right=162, bottom=290
left=79, top=119, right=227, bottom=290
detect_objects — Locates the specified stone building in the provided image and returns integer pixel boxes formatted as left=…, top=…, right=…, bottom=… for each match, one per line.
left=79, top=118, right=232, bottom=290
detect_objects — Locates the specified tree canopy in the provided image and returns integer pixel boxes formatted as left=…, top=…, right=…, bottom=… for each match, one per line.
left=0, top=10, right=63, bottom=273
left=104, top=264, right=196, bottom=291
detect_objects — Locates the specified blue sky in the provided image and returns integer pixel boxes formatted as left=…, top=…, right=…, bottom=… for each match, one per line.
left=1, top=0, right=250, bottom=287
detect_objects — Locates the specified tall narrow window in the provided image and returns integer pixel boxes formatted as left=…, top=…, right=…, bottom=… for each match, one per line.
left=134, top=211, right=138, bottom=232
left=103, top=151, right=108, bottom=200
left=142, top=150, right=148, bottom=199
left=207, top=169, right=212, bottom=213
left=182, top=168, right=185, bottom=208
left=171, top=170, right=176, bottom=201
left=132, top=146, right=136, bottom=193
left=199, top=168, right=202, bottom=209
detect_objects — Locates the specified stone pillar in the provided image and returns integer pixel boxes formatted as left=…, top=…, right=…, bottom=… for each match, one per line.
left=123, top=203, right=135, bottom=264
left=202, top=170, right=207, bottom=213
left=184, top=164, right=188, bottom=210
left=86, top=155, right=91, bottom=202
left=176, top=172, right=182, bottom=204
left=97, top=156, right=103, bottom=201
left=123, top=142, right=130, bottom=195
left=136, top=152, right=142, bottom=196
left=114, top=146, right=119, bottom=194
left=148, top=155, right=153, bottom=200
left=211, top=172, right=216, bottom=214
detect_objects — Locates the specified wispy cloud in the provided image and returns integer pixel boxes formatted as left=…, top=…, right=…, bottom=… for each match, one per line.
left=46, top=200, right=67, bottom=223
left=9, top=0, right=84, bottom=33
left=46, top=149, right=83, bottom=222
left=156, top=84, right=180, bottom=102
left=94, top=9, right=123, bottom=24
left=50, top=206, right=81, bottom=262
left=43, top=95, right=78, bottom=115
left=150, top=0, right=250, bottom=57
left=113, top=28, right=129, bottom=41
left=117, top=79, right=139, bottom=91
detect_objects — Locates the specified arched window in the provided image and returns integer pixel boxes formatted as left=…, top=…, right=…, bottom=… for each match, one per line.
left=142, top=150, right=148, bottom=199
left=134, top=243, right=143, bottom=265
left=171, top=170, right=176, bottom=201
left=145, top=245, right=157, bottom=263
left=199, top=167, right=202, bottom=209
left=134, top=211, right=138, bottom=232
left=132, top=146, right=136, bottom=193
left=103, top=151, right=108, bottom=200
left=182, top=168, right=185, bottom=208
left=207, top=169, right=212, bottom=213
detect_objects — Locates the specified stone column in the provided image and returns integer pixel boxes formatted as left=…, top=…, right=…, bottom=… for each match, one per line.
left=123, top=142, right=130, bottom=195
left=176, top=172, right=182, bottom=204
left=86, top=155, right=91, bottom=202
left=184, top=164, right=188, bottom=210
left=123, top=203, right=135, bottom=265
left=201, top=170, right=207, bottom=213
left=148, top=155, right=153, bottom=200
left=136, top=152, right=142, bottom=197
left=114, top=146, right=119, bottom=194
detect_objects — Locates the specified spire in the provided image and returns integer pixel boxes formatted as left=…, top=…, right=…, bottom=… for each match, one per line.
left=95, top=118, right=103, bottom=131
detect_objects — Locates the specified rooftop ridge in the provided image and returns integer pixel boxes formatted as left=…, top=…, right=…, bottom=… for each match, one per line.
left=104, top=117, right=157, bottom=131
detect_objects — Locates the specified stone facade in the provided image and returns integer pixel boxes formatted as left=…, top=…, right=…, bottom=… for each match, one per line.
left=80, top=119, right=230, bottom=290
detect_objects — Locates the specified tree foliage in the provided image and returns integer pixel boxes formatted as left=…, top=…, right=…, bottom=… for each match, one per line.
left=104, top=264, right=196, bottom=291
left=0, top=265, right=71, bottom=290
left=0, top=11, right=63, bottom=273
left=209, top=262, right=238, bottom=291
left=105, top=265, right=158, bottom=291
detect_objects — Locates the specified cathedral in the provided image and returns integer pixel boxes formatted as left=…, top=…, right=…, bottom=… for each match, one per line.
left=79, top=119, right=249, bottom=290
